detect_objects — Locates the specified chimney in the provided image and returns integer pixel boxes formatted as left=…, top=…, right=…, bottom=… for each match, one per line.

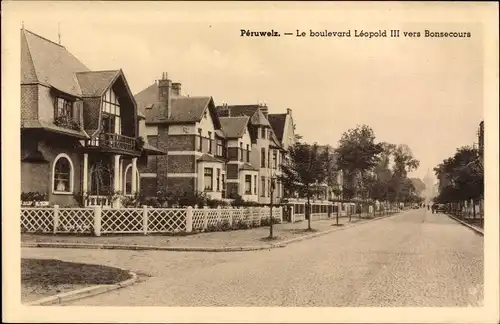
left=220, top=103, right=230, bottom=117
left=259, top=103, right=268, bottom=118
left=286, top=108, right=292, bottom=116
left=158, top=72, right=172, bottom=118
left=172, top=82, right=182, bottom=96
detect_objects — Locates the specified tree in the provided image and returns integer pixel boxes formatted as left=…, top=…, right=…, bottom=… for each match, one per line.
left=434, top=146, right=483, bottom=205
left=409, top=178, right=426, bottom=197
left=391, top=144, right=420, bottom=204
left=279, top=142, right=329, bottom=230
left=335, top=125, right=383, bottom=200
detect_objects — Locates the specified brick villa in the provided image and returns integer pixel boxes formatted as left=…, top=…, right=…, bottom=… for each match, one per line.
left=20, top=28, right=163, bottom=207
left=134, top=73, right=297, bottom=204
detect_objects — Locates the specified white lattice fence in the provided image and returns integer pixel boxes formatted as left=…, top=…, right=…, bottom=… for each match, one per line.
left=232, top=208, right=245, bottom=224
left=21, top=208, right=54, bottom=233
left=101, top=209, right=143, bottom=233
left=148, top=208, right=186, bottom=233
left=205, top=209, right=221, bottom=228
left=220, top=209, right=232, bottom=224
left=295, top=213, right=305, bottom=221
left=272, top=207, right=283, bottom=223
left=58, top=208, right=94, bottom=233
left=192, top=209, right=205, bottom=231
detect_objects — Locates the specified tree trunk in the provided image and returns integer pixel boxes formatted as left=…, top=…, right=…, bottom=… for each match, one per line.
left=336, top=203, right=339, bottom=225
left=307, top=186, right=312, bottom=230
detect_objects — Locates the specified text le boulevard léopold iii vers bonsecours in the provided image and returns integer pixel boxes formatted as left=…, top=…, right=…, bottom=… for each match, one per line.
left=240, top=29, right=472, bottom=38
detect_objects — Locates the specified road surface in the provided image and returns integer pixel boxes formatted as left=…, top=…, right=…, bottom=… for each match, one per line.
left=22, top=208, right=483, bottom=306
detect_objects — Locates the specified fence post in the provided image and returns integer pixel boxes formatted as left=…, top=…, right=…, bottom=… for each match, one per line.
left=290, top=206, right=295, bottom=223
left=203, top=206, right=208, bottom=230
left=53, top=205, right=59, bottom=234
left=93, top=205, right=102, bottom=237
left=216, top=206, right=221, bottom=224
left=228, top=206, right=233, bottom=227
left=186, top=206, right=193, bottom=233
left=142, top=205, right=148, bottom=235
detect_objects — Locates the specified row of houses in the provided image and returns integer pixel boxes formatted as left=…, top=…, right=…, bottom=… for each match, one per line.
left=21, top=28, right=336, bottom=208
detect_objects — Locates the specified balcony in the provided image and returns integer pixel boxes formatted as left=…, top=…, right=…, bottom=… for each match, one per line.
left=86, top=133, right=137, bottom=153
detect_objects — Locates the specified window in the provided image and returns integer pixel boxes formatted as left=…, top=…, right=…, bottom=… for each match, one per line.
left=216, top=168, right=221, bottom=191
left=245, top=175, right=252, bottom=194
left=261, top=148, right=266, bottom=168
left=198, top=128, right=202, bottom=152
left=246, top=144, right=250, bottom=162
left=261, top=127, right=266, bottom=139
left=254, top=175, right=257, bottom=194
left=272, top=150, right=277, bottom=169
left=52, top=153, right=73, bottom=193
left=261, top=176, right=266, bottom=197
left=268, top=149, right=271, bottom=169
left=240, top=143, right=243, bottom=162
left=222, top=174, right=226, bottom=190
left=216, top=139, right=223, bottom=157
left=123, top=164, right=140, bottom=195
left=56, top=97, right=73, bottom=118
left=204, top=168, right=213, bottom=191
left=102, top=89, right=121, bottom=134
left=208, top=132, right=212, bottom=153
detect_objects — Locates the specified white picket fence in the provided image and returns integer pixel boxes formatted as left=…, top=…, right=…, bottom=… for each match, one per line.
left=21, top=205, right=283, bottom=236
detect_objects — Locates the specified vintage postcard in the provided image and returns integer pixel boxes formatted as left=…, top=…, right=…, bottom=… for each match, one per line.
left=2, top=1, right=499, bottom=323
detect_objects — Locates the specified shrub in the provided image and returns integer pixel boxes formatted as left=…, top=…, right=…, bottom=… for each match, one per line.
left=21, top=191, right=48, bottom=203
left=231, top=194, right=262, bottom=207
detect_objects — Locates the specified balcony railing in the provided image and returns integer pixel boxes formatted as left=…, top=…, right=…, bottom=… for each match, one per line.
left=87, top=133, right=136, bottom=152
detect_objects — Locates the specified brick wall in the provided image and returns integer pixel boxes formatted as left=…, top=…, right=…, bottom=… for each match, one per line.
left=157, top=126, right=169, bottom=189
left=227, top=147, right=239, bottom=161
left=167, top=135, right=195, bottom=151
left=140, top=177, right=157, bottom=197
left=226, top=164, right=239, bottom=179
left=21, top=133, right=82, bottom=206
left=226, top=182, right=239, bottom=198
left=167, top=177, right=196, bottom=195
left=168, top=155, right=196, bottom=173
left=21, top=162, right=49, bottom=193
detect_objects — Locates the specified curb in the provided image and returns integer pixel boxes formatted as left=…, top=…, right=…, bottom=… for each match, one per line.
left=22, top=212, right=404, bottom=253
left=446, top=214, right=484, bottom=236
left=25, top=271, right=138, bottom=306
left=21, top=212, right=399, bottom=252
left=275, top=211, right=401, bottom=247
left=21, top=242, right=280, bottom=252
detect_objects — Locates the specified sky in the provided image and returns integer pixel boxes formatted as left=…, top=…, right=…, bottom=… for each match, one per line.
left=11, top=2, right=485, bottom=181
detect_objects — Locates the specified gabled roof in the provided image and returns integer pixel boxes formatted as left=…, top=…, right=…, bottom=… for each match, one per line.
left=241, top=163, right=259, bottom=171
left=268, top=113, right=287, bottom=141
left=75, top=70, right=121, bottom=97
left=135, top=82, right=219, bottom=126
left=21, top=29, right=90, bottom=97
left=215, top=104, right=271, bottom=127
left=197, top=154, right=224, bottom=163
left=219, top=116, right=250, bottom=139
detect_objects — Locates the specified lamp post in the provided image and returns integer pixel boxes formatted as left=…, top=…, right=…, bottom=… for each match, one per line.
left=269, top=173, right=276, bottom=239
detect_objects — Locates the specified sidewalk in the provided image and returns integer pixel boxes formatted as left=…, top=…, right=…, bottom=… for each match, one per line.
left=21, top=214, right=387, bottom=250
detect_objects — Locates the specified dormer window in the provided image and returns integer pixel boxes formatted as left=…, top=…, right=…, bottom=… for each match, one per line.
left=102, top=88, right=121, bottom=134
left=56, top=97, right=73, bottom=119
left=54, top=97, right=80, bottom=130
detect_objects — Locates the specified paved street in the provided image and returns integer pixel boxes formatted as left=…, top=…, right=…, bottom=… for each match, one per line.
left=22, top=209, right=483, bottom=307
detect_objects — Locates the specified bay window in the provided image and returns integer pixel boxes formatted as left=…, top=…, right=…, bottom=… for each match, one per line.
left=204, top=168, right=213, bottom=191
left=245, top=175, right=252, bottom=194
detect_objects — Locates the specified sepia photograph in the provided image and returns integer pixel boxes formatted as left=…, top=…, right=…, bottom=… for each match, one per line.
left=2, top=1, right=499, bottom=323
